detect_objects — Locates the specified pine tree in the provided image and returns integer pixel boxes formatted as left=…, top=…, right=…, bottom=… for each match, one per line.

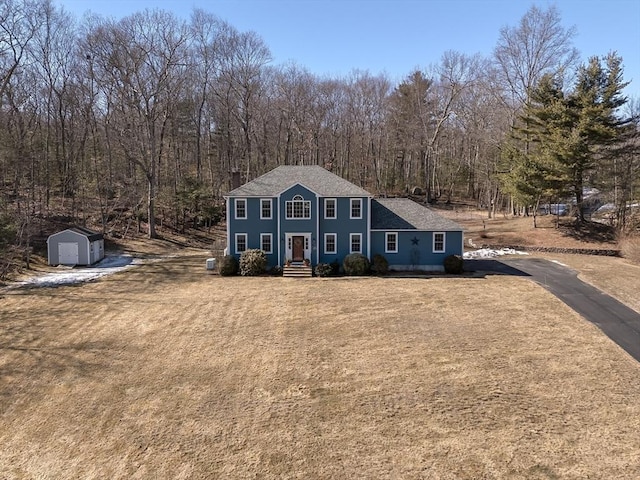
left=508, top=53, right=630, bottom=222
left=502, top=73, right=569, bottom=224
left=565, top=53, right=630, bottom=220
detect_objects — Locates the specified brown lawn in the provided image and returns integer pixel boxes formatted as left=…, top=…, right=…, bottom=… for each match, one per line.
left=440, top=206, right=640, bottom=313
left=439, top=207, right=619, bottom=251
left=1, top=252, right=640, bottom=479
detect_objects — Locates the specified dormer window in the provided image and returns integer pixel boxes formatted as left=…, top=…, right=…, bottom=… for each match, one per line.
left=285, top=195, right=311, bottom=219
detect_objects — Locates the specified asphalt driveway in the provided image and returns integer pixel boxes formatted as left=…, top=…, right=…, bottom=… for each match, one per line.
left=467, top=257, right=640, bottom=362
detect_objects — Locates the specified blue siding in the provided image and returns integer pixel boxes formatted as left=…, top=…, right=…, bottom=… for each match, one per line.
left=227, top=197, right=278, bottom=265
left=370, top=230, right=463, bottom=270
left=279, top=185, right=317, bottom=234
left=318, top=197, right=369, bottom=265
left=226, top=178, right=463, bottom=271
left=278, top=185, right=318, bottom=265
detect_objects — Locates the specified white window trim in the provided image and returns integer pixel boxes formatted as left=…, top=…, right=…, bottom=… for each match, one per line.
left=385, top=232, right=398, bottom=253
left=350, top=198, right=362, bottom=219
left=260, top=233, right=273, bottom=254
left=285, top=194, right=311, bottom=220
left=433, top=232, right=446, bottom=253
left=235, top=198, right=247, bottom=219
left=235, top=233, right=247, bottom=253
left=350, top=233, right=362, bottom=254
left=324, top=233, right=337, bottom=254
left=324, top=198, right=337, bottom=219
left=260, top=198, right=272, bottom=220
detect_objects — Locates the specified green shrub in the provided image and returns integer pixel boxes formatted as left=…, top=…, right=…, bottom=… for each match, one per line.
left=371, top=253, right=389, bottom=275
left=268, top=265, right=283, bottom=276
left=219, top=255, right=239, bottom=276
left=343, top=253, right=370, bottom=276
left=314, top=262, right=333, bottom=277
left=239, top=249, right=267, bottom=276
left=443, top=254, right=464, bottom=274
left=330, top=259, right=341, bottom=275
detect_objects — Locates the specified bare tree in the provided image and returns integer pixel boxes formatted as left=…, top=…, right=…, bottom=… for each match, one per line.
left=388, top=70, right=431, bottom=193
left=189, top=9, right=232, bottom=183
left=424, top=51, right=483, bottom=203
left=492, top=5, right=580, bottom=216
left=602, top=97, right=639, bottom=230
left=85, top=9, right=190, bottom=238
left=342, top=70, right=390, bottom=189
left=494, top=4, right=579, bottom=109
left=216, top=29, right=271, bottom=183
left=32, top=2, right=83, bottom=211
left=454, top=64, right=510, bottom=207
left=269, top=63, right=321, bottom=167
left=0, top=0, right=44, bottom=105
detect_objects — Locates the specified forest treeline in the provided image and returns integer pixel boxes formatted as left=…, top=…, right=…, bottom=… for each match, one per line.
left=0, top=1, right=638, bottom=273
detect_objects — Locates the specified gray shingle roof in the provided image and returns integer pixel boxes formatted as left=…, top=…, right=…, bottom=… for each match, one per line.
left=68, top=226, right=103, bottom=241
left=225, top=165, right=372, bottom=197
left=371, top=198, right=464, bottom=231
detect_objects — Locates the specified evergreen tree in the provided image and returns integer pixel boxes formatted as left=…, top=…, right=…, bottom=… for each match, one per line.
left=565, top=53, right=630, bottom=220
left=508, top=53, right=630, bottom=222
left=502, top=74, right=569, bottom=223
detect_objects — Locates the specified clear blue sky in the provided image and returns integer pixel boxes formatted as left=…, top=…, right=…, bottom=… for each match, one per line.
left=57, top=0, right=640, bottom=99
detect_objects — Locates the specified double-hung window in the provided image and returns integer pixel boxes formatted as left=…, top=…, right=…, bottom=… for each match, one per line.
left=350, top=198, right=362, bottom=219
left=324, top=233, right=337, bottom=254
left=385, top=232, right=398, bottom=253
left=235, top=199, right=247, bottom=219
left=260, top=199, right=272, bottom=219
left=324, top=198, right=337, bottom=219
left=235, top=233, right=247, bottom=253
left=350, top=233, right=362, bottom=254
left=285, top=195, right=311, bottom=219
left=260, top=233, right=272, bottom=254
left=433, top=232, right=445, bottom=253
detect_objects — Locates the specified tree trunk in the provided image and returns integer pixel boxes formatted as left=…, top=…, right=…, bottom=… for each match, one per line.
left=574, top=181, right=584, bottom=223
left=147, top=174, right=157, bottom=239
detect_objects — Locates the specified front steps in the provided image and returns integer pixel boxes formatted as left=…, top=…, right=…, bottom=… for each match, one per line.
left=283, top=264, right=313, bottom=278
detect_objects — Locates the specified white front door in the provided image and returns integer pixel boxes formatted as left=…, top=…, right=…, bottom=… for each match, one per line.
left=58, top=242, right=79, bottom=265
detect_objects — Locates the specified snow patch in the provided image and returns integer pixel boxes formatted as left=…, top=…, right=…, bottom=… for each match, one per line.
left=463, top=248, right=529, bottom=259
left=15, top=254, right=145, bottom=288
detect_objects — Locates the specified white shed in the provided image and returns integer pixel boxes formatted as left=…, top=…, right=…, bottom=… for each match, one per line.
left=47, top=227, right=105, bottom=266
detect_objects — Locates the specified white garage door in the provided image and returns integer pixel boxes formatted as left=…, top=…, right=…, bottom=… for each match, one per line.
left=58, top=242, right=79, bottom=265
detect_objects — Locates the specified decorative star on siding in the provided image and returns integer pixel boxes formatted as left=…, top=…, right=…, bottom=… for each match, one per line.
left=411, top=237, right=420, bottom=245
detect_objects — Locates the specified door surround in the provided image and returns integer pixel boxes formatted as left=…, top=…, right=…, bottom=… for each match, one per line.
left=285, top=232, right=311, bottom=263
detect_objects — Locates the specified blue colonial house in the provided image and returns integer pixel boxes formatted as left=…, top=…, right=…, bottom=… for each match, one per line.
left=224, top=165, right=463, bottom=272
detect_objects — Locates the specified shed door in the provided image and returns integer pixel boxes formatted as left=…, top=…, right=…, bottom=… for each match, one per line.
left=58, top=242, right=79, bottom=265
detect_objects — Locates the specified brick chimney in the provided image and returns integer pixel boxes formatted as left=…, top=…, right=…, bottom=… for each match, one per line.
left=231, top=169, right=241, bottom=190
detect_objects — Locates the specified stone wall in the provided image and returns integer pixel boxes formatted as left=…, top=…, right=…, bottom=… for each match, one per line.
left=480, top=244, right=621, bottom=257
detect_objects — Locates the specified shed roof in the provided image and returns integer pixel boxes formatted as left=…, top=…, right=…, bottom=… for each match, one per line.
left=371, top=198, right=464, bottom=231
left=225, top=165, right=372, bottom=198
left=49, top=227, right=103, bottom=242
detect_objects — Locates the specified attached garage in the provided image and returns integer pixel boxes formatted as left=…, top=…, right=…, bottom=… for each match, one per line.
left=47, top=227, right=105, bottom=266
